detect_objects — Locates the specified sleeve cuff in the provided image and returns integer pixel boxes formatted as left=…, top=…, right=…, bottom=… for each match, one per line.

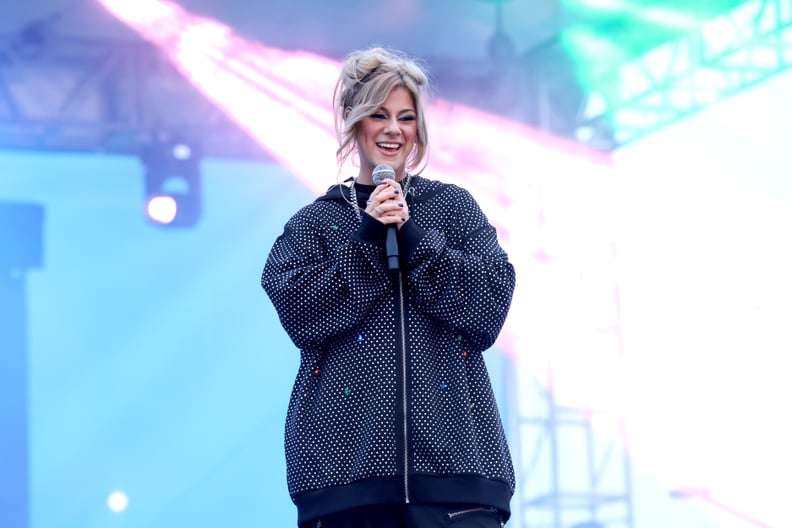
left=398, top=218, right=426, bottom=262
left=352, top=213, right=386, bottom=247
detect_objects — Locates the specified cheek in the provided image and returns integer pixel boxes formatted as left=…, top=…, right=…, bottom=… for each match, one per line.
left=405, top=126, right=418, bottom=145
left=359, top=121, right=377, bottom=142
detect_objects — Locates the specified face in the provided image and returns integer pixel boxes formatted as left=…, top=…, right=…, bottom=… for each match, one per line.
left=355, top=86, right=418, bottom=183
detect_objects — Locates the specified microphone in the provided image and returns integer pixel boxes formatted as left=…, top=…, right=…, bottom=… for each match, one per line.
left=372, top=164, right=400, bottom=271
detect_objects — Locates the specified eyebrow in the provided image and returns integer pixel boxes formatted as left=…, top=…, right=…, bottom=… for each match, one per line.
left=376, top=107, right=416, bottom=115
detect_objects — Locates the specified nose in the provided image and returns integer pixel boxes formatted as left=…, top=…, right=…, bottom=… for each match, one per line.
left=384, top=116, right=400, bottom=134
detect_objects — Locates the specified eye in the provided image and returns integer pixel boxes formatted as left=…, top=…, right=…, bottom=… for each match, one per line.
left=399, top=115, right=416, bottom=122
left=370, top=113, right=386, bottom=120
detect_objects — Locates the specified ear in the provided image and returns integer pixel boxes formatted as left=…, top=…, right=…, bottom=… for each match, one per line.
left=344, top=106, right=352, bottom=120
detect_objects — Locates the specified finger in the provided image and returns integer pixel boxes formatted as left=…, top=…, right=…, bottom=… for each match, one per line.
left=381, top=202, right=408, bottom=221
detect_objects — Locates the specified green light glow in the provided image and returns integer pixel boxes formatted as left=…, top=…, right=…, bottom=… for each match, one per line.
left=575, top=0, right=792, bottom=146
left=563, top=0, right=702, bottom=30
left=561, top=25, right=628, bottom=87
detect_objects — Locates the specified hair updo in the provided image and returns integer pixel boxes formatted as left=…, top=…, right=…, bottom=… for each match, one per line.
left=333, top=47, right=431, bottom=175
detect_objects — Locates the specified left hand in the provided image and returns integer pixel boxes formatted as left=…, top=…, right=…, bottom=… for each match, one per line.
left=365, top=179, right=409, bottom=227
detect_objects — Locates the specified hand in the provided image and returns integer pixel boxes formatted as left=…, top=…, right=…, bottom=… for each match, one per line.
left=365, top=179, right=409, bottom=227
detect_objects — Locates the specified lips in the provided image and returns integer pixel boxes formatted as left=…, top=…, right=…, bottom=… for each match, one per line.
left=377, top=142, right=401, bottom=152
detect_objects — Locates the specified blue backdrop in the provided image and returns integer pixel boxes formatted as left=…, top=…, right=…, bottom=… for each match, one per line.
left=1, top=151, right=313, bottom=527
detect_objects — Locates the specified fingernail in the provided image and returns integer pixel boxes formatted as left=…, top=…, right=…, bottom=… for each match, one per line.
left=398, top=203, right=404, bottom=208
left=393, top=189, right=400, bottom=194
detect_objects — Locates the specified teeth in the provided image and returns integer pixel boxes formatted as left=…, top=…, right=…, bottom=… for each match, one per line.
left=378, top=143, right=400, bottom=149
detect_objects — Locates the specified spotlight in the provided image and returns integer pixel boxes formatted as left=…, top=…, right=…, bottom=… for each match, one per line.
left=146, top=195, right=178, bottom=224
left=171, top=142, right=192, bottom=160
left=106, top=490, right=129, bottom=512
left=140, top=137, right=203, bottom=227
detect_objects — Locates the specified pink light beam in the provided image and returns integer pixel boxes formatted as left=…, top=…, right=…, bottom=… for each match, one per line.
left=95, top=0, right=622, bottom=395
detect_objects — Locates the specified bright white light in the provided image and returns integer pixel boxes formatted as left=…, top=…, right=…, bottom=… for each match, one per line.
left=107, top=490, right=129, bottom=512
left=575, top=125, right=595, bottom=142
left=172, top=143, right=192, bottom=160
left=97, top=0, right=177, bottom=25
left=612, top=67, right=792, bottom=528
left=146, top=195, right=178, bottom=224
left=581, top=91, right=608, bottom=119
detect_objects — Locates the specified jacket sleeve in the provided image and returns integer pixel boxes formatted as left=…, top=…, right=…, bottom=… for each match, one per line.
left=261, top=203, right=390, bottom=350
left=402, top=185, right=515, bottom=352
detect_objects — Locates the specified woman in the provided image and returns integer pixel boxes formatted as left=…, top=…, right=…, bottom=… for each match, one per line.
left=262, top=46, right=516, bottom=528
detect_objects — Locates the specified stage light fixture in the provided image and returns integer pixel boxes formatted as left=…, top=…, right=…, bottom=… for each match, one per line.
left=140, top=138, right=203, bottom=227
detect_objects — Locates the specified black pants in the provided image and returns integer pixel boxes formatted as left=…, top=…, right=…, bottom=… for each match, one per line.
left=302, top=503, right=506, bottom=528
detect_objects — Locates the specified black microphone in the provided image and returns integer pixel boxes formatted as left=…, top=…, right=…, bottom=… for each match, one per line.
left=372, top=164, right=400, bottom=271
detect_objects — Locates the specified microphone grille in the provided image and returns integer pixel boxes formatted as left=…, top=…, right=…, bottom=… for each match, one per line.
left=372, top=164, right=396, bottom=185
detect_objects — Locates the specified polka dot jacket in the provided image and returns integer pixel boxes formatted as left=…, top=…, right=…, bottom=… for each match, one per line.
left=261, top=176, right=516, bottom=525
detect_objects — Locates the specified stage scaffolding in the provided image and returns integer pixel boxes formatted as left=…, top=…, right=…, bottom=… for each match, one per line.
left=505, top=227, right=634, bottom=528
left=0, top=34, right=268, bottom=159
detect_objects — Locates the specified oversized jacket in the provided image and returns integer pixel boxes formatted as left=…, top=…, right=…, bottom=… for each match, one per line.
left=262, top=175, right=516, bottom=525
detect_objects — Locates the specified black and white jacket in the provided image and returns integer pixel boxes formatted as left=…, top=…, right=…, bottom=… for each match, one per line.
left=262, top=175, right=516, bottom=525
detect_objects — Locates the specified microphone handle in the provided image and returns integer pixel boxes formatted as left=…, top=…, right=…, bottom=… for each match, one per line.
left=385, top=225, right=399, bottom=271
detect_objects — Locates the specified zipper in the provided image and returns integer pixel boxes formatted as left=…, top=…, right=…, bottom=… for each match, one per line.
left=397, top=269, right=409, bottom=503
left=447, top=506, right=498, bottom=519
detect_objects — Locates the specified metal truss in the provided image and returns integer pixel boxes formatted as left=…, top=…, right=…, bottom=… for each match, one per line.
left=508, top=237, right=633, bottom=528
left=515, top=370, right=634, bottom=528
left=578, top=0, right=792, bottom=147
left=0, top=33, right=269, bottom=159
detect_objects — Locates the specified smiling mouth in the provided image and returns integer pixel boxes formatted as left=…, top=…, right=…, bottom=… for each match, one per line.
left=377, top=142, right=401, bottom=152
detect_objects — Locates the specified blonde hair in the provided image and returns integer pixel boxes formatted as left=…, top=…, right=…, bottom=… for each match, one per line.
left=333, top=47, right=430, bottom=176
